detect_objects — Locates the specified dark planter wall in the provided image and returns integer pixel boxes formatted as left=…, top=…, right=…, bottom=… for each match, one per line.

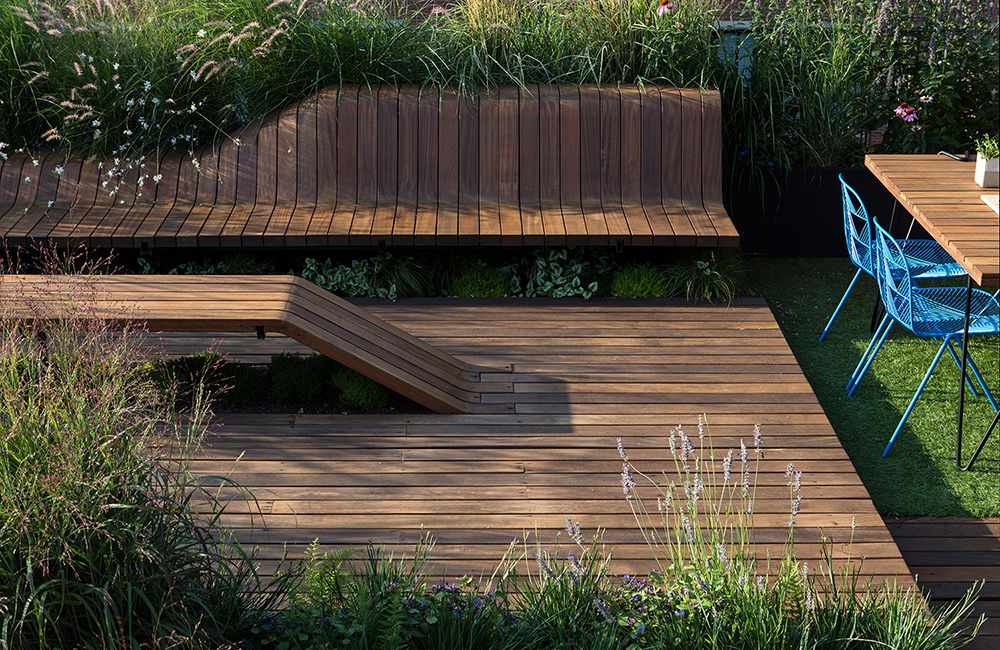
left=723, top=167, right=929, bottom=257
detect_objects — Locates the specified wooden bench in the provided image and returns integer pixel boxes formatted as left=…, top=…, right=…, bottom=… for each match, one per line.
left=0, top=274, right=513, bottom=414
left=0, top=85, right=738, bottom=249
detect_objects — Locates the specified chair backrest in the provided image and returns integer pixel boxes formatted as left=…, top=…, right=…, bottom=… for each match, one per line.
left=839, top=174, right=875, bottom=275
left=873, top=221, right=915, bottom=330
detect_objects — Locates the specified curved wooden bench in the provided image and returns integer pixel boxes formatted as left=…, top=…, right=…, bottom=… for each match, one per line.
left=0, top=85, right=738, bottom=249
left=0, top=274, right=513, bottom=414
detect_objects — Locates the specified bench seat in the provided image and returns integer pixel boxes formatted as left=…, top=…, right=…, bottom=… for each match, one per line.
left=0, top=85, right=738, bottom=249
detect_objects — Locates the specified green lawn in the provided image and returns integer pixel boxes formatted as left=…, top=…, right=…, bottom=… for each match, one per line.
left=749, top=258, right=1000, bottom=517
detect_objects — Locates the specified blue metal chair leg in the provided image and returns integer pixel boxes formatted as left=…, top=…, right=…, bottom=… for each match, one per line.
left=945, top=339, right=982, bottom=398
left=883, top=336, right=952, bottom=457
left=847, top=316, right=893, bottom=396
left=820, top=268, right=863, bottom=342
left=845, top=313, right=891, bottom=392
left=958, top=342, right=999, bottom=411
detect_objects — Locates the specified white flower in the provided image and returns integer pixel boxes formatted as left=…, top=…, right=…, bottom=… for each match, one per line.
left=91, top=119, right=101, bottom=128
left=152, top=174, right=163, bottom=183
left=197, top=29, right=207, bottom=38
left=123, top=129, right=133, bottom=136
left=114, top=83, right=122, bottom=90
left=24, top=176, right=31, bottom=183
left=54, top=165, right=64, bottom=176
left=143, top=81, right=152, bottom=92
left=32, top=159, right=40, bottom=166
left=47, top=200, right=54, bottom=208
left=152, top=97, right=160, bottom=105
left=113, top=62, right=120, bottom=71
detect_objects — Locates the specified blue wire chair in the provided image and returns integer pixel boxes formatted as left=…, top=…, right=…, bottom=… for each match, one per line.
left=872, top=222, right=999, bottom=457
left=818, top=175, right=967, bottom=343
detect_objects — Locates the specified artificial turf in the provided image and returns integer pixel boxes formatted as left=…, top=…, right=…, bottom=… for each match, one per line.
left=749, top=257, right=1000, bottom=517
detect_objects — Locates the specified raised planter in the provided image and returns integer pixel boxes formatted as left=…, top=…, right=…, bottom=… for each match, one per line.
left=975, top=154, right=999, bottom=188
left=723, top=167, right=920, bottom=257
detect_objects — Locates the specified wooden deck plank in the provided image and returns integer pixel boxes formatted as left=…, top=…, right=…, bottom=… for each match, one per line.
left=538, top=85, right=565, bottom=246
left=457, top=93, right=480, bottom=245
left=329, top=86, right=358, bottom=246
left=96, top=300, right=916, bottom=591
left=413, top=87, right=439, bottom=246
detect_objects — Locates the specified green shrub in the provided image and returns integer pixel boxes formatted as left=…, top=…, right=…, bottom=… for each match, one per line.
left=450, top=262, right=510, bottom=297
left=301, top=254, right=426, bottom=300
left=219, top=363, right=270, bottom=409
left=510, top=249, right=612, bottom=300
left=0, top=300, right=285, bottom=646
left=269, top=353, right=335, bottom=403
left=666, top=253, right=743, bottom=303
left=611, top=263, right=670, bottom=298
left=137, top=253, right=276, bottom=275
left=331, top=366, right=392, bottom=410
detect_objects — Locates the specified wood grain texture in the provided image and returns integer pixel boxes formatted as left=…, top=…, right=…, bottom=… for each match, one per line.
left=114, top=299, right=915, bottom=590
left=886, top=518, right=1000, bottom=649
left=1, top=275, right=510, bottom=414
left=866, top=155, right=1000, bottom=284
left=1, top=86, right=739, bottom=249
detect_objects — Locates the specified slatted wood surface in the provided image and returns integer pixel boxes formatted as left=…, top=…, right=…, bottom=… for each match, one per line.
left=143, top=300, right=914, bottom=591
left=886, top=518, right=1000, bottom=649
left=0, top=86, right=739, bottom=249
left=866, top=155, right=1000, bottom=285
left=0, top=275, right=511, bottom=414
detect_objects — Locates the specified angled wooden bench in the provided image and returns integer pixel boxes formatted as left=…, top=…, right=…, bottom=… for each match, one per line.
left=0, top=274, right=513, bottom=414
left=0, top=85, right=738, bottom=249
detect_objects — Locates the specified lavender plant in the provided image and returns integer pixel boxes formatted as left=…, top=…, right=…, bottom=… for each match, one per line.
left=266, top=420, right=982, bottom=648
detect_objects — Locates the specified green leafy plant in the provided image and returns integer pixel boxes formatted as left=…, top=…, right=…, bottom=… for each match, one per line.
left=510, top=248, right=612, bottom=300
left=269, top=353, right=335, bottom=404
left=666, top=253, right=742, bottom=303
left=331, top=366, right=392, bottom=410
left=137, top=253, right=275, bottom=275
left=975, top=134, right=1000, bottom=159
left=450, top=261, right=510, bottom=297
left=611, top=263, right=671, bottom=298
left=301, top=254, right=425, bottom=300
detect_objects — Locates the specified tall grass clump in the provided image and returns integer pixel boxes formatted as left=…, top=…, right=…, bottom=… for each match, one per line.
left=1, top=1, right=995, bottom=175
left=252, top=421, right=982, bottom=648
left=720, top=0, right=999, bottom=177
left=0, top=268, right=287, bottom=647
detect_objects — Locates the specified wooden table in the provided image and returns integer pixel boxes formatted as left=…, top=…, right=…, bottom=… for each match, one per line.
left=866, top=154, right=999, bottom=470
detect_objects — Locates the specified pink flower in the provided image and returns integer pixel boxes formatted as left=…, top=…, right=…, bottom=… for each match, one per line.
left=894, top=102, right=918, bottom=123
left=657, top=0, right=676, bottom=16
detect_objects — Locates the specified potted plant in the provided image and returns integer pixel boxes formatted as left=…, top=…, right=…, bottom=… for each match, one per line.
left=974, top=134, right=999, bottom=188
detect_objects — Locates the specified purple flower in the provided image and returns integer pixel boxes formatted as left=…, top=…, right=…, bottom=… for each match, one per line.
left=621, top=462, right=636, bottom=499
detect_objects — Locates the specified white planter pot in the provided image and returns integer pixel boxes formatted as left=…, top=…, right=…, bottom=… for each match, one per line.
left=975, top=154, right=999, bottom=188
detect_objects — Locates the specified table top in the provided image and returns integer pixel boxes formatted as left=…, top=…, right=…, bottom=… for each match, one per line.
left=865, top=154, right=1000, bottom=285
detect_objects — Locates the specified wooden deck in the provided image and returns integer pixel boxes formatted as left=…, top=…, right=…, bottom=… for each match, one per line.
left=886, top=518, right=1000, bottom=649
left=160, top=299, right=917, bottom=590
left=0, top=86, right=739, bottom=249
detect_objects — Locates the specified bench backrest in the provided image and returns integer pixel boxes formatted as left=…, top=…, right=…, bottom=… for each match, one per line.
left=194, top=85, right=723, bottom=208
